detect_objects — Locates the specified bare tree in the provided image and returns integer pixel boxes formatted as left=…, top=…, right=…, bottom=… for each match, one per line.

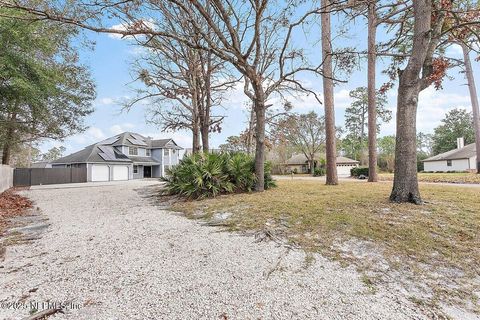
left=274, top=112, right=326, bottom=175
left=121, top=6, right=235, bottom=154
left=2, top=0, right=333, bottom=191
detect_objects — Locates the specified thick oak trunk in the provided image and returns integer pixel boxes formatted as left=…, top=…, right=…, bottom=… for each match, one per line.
left=390, top=79, right=421, bottom=204
left=390, top=0, right=432, bottom=204
left=200, top=123, right=209, bottom=153
left=367, top=2, right=378, bottom=182
left=192, top=121, right=201, bottom=154
left=253, top=84, right=266, bottom=191
left=254, top=104, right=266, bottom=191
left=461, top=43, right=480, bottom=173
left=321, top=0, right=338, bottom=185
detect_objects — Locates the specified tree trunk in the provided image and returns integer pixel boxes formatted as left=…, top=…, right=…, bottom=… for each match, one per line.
left=321, top=0, right=338, bottom=185
left=253, top=84, right=266, bottom=191
left=390, top=0, right=432, bottom=204
left=201, top=52, right=212, bottom=153
left=191, top=67, right=201, bottom=154
left=2, top=112, right=17, bottom=165
left=461, top=43, right=480, bottom=173
left=390, top=77, right=422, bottom=203
left=192, top=119, right=201, bottom=154
left=310, top=159, right=315, bottom=175
left=367, top=2, right=378, bottom=182
left=246, top=106, right=255, bottom=155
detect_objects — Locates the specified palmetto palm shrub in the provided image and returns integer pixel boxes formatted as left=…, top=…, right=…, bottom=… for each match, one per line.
left=162, top=152, right=276, bottom=199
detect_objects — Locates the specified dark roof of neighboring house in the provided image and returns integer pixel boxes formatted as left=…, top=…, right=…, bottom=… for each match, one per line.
left=128, top=156, right=161, bottom=165
left=423, top=143, right=476, bottom=162
left=286, top=153, right=359, bottom=165
left=336, top=156, right=360, bottom=164
left=31, top=162, right=50, bottom=168
left=51, top=132, right=182, bottom=164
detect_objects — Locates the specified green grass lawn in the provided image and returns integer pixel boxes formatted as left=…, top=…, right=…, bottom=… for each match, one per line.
left=379, top=172, right=480, bottom=184
left=170, top=180, right=480, bottom=312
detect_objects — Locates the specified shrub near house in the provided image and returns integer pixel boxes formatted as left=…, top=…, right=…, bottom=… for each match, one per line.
left=162, top=152, right=276, bottom=199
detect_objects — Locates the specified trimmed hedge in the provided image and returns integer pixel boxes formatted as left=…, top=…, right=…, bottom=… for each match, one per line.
left=313, top=167, right=325, bottom=177
left=351, top=166, right=369, bottom=177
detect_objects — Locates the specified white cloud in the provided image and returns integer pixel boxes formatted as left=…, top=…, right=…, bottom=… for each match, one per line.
left=108, top=23, right=130, bottom=39
left=110, top=123, right=135, bottom=135
left=380, top=86, right=472, bottom=135
left=446, top=44, right=464, bottom=58
left=107, top=20, right=156, bottom=40
left=71, top=127, right=106, bottom=145
left=98, top=97, right=114, bottom=105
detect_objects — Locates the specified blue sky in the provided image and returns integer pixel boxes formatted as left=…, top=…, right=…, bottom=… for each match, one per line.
left=39, top=15, right=479, bottom=155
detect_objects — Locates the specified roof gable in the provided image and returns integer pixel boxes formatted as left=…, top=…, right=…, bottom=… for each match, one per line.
left=423, top=143, right=476, bottom=162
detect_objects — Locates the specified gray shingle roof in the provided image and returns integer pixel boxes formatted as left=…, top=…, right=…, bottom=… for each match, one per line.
left=51, top=144, right=132, bottom=164
left=111, top=132, right=182, bottom=149
left=51, top=132, right=182, bottom=164
left=128, top=156, right=161, bottom=165
left=423, top=143, right=476, bottom=162
left=286, top=153, right=359, bottom=165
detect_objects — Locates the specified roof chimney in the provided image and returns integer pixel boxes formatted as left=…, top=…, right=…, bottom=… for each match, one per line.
left=457, top=137, right=465, bottom=149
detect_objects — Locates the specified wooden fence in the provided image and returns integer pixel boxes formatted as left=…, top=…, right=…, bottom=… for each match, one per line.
left=13, top=168, right=87, bottom=186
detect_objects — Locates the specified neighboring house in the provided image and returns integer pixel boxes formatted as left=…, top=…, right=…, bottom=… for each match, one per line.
left=51, top=132, right=182, bottom=182
left=423, top=138, right=477, bottom=172
left=284, top=153, right=359, bottom=176
left=31, top=161, right=52, bottom=168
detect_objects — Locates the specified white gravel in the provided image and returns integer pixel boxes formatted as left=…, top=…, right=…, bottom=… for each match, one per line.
left=0, top=180, right=428, bottom=319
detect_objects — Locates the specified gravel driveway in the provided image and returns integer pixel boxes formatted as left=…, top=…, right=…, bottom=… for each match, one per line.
left=0, top=180, right=427, bottom=320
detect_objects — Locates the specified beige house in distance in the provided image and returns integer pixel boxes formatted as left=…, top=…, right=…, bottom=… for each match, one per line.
left=284, top=153, right=359, bottom=176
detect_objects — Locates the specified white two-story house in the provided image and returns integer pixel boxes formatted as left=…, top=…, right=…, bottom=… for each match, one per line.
left=51, top=132, right=182, bottom=182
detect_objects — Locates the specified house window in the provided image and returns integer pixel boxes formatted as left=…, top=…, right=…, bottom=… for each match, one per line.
left=146, top=149, right=151, bottom=156
left=164, top=149, right=170, bottom=157
left=129, top=147, right=138, bottom=156
left=447, top=160, right=452, bottom=167
left=133, top=165, right=138, bottom=174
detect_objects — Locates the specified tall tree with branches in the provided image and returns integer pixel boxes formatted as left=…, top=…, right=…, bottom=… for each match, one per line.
left=1, top=0, right=335, bottom=191
left=127, top=11, right=236, bottom=154
left=274, top=111, right=326, bottom=175
left=0, top=8, right=95, bottom=165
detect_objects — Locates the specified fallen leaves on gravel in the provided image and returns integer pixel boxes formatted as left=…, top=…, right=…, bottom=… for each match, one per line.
left=0, top=188, right=33, bottom=233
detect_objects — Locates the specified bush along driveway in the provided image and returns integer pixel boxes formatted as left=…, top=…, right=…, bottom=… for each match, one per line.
left=0, top=180, right=429, bottom=320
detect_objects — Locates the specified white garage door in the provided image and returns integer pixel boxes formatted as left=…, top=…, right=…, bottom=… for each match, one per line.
left=91, top=165, right=110, bottom=182
left=337, top=165, right=354, bottom=176
left=112, top=165, right=129, bottom=181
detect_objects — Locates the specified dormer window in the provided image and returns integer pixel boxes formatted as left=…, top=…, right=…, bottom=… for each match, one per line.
left=146, top=149, right=151, bottom=156
left=129, top=147, right=138, bottom=156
